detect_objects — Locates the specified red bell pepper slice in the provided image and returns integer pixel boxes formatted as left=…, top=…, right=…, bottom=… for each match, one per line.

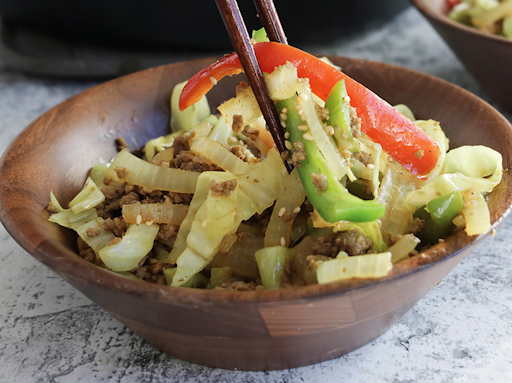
left=446, top=0, right=461, bottom=9
left=179, top=42, right=440, bottom=178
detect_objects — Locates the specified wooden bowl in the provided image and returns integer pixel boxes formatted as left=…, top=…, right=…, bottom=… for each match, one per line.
left=0, top=56, right=511, bottom=371
left=412, top=0, right=512, bottom=111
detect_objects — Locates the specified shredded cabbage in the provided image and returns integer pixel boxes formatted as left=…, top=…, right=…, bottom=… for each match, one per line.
left=170, top=80, right=211, bottom=133
left=190, top=136, right=251, bottom=174
left=264, top=168, right=307, bottom=248
left=108, top=149, right=199, bottom=193
left=68, top=177, right=105, bottom=214
left=255, top=246, right=296, bottom=289
left=316, top=252, right=392, bottom=284
left=122, top=203, right=188, bottom=225
left=76, top=217, right=115, bottom=254
left=99, top=223, right=159, bottom=272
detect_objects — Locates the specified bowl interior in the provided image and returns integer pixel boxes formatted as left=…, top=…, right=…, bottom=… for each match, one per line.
left=1, top=56, right=512, bottom=304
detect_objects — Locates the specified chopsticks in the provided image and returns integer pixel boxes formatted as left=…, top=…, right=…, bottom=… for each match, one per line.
left=215, top=0, right=293, bottom=172
left=252, top=0, right=287, bottom=45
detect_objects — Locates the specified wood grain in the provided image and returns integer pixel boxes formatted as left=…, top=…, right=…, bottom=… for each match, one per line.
left=0, top=56, right=511, bottom=370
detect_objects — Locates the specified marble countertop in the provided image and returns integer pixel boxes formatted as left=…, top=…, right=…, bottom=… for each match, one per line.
left=1, top=7, right=511, bottom=383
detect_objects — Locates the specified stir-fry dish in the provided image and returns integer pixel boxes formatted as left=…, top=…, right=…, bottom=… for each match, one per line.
left=448, top=0, right=512, bottom=38
left=47, top=33, right=503, bottom=290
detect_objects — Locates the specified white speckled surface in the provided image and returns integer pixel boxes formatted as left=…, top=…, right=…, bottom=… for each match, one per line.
left=1, top=7, right=511, bottom=383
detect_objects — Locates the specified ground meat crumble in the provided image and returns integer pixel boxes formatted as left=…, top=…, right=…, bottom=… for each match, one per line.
left=312, top=230, right=374, bottom=258
left=209, top=179, right=238, bottom=196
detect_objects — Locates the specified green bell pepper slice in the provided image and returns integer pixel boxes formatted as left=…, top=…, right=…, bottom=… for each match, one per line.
left=276, top=96, right=385, bottom=223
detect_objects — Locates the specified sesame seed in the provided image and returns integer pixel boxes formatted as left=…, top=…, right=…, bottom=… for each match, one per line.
left=281, top=120, right=287, bottom=128
left=491, top=228, right=496, bottom=237
left=343, top=96, right=351, bottom=103
left=298, top=125, right=308, bottom=131
left=280, top=237, right=286, bottom=247
left=303, top=133, right=314, bottom=141
left=285, top=140, right=292, bottom=150
left=284, top=132, right=290, bottom=139
left=367, top=164, right=375, bottom=169
left=145, top=220, right=154, bottom=226
left=325, top=125, right=334, bottom=135
left=201, top=219, right=208, bottom=228
left=228, top=136, right=237, bottom=143
left=292, top=207, right=301, bottom=214
left=280, top=113, right=288, bottom=121
left=136, top=214, right=142, bottom=225
left=278, top=207, right=286, bottom=217
left=210, top=76, right=218, bottom=85
left=282, top=107, right=288, bottom=113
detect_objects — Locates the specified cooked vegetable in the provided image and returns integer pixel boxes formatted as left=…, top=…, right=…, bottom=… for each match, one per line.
left=108, top=149, right=199, bottom=193
left=316, top=252, right=392, bottom=284
left=163, top=268, right=209, bottom=288
left=277, top=96, right=385, bottom=223
left=264, top=168, right=306, bottom=248
left=210, top=267, right=234, bottom=288
left=170, top=80, right=211, bottom=133
left=48, top=207, right=98, bottom=231
left=122, top=203, right=188, bottom=225
left=414, top=191, right=464, bottom=244
left=190, top=136, right=251, bottom=174
left=171, top=150, right=287, bottom=286
left=68, top=177, right=105, bottom=214
left=76, top=218, right=115, bottom=254
left=179, top=42, right=440, bottom=177
left=47, top=39, right=503, bottom=291
left=255, top=246, right=296, bottom=289
left=448, top=0, right=512, bottom=37
left=325, top=79, right=357, bottom=152
left=99, top=223, right=159, bottom=272
left=394, top=104, right=416, bottom=121
left=388, top=234, right=421, bottom=263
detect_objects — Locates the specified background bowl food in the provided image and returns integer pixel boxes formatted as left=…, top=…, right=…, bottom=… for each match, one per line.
left=412, top=0, right=512, bottom=111
left=0, top=56, right=511, bottom=371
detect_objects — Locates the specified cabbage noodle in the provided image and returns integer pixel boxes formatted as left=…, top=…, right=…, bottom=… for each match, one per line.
left=388, top=234, right=421, bottom=263
left=68, top=177, right=105, bottom=214
left=316, top=252, right=392, bottom=284
left=406, top=145, right=502, bottom=236
left=144, top=132, right=180, bottom=162
left=172, top=149, right=287, bottom=286
left=48, top=207, right=98, bottom=231
left=76, top=217, right=115, bottom=254
left=48, top=179, right=104, bottom=230
left=415, top=120, right=449, bottom=180
left=122, top=203, right=188, bottom=225
left=108, top=149, right=199, bottom=193
left=99, top=223, right=159, bottom=272
left=264, top=168, right=306, bottom=248
left=170, top=80, right=211, bottom=133
left=255, top=246, right=295, bottom=289
left=378, top=163, right=423, bottom=245
left=190, top=136, right=251, bottom=174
